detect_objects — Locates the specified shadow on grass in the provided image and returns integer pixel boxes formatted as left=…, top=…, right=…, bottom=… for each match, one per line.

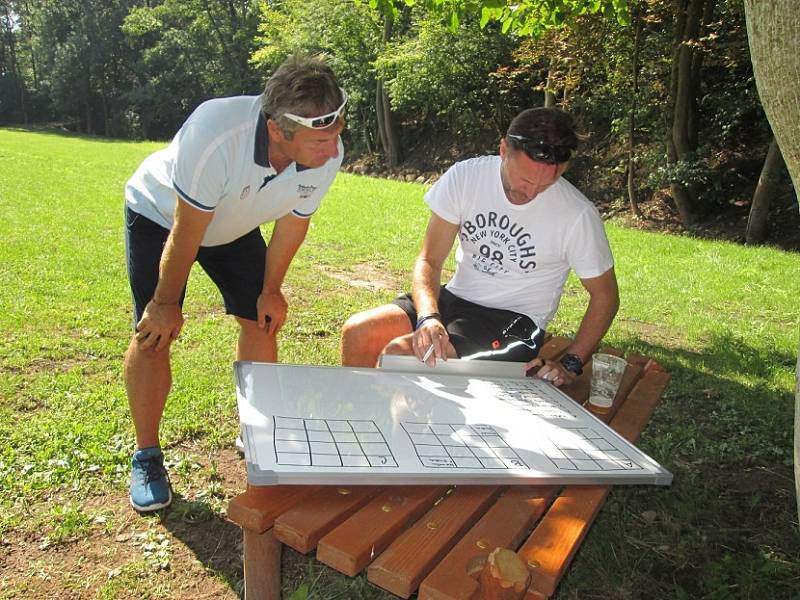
left=158, top=494, right=244, bottom=596
left=567, top=331, right=800, bottom=599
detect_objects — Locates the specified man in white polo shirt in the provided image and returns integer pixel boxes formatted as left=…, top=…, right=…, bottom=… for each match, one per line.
left=124, top=54, right=345, bottom=512
left=341, top=108, right=619, bottom=387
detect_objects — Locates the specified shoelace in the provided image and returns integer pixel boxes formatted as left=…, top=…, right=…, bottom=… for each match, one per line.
left=138, top=457, right=167, bottom=483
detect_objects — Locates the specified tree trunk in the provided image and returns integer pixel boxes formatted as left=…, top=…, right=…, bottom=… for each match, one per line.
left=2, top=3, right=28, bottom=123
left=667, top=0, right=713, bottom=227
left=376, top=14, right=401, bottom=167
left=745, top=137, right=785, bottom=244
left=627, top=5, right=643, bottom=219
left=544, top=65, right=556, bottom=108
left=743, top=0, right=800, bottom=528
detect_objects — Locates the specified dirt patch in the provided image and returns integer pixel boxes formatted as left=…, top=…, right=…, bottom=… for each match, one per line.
left=319, top=262, right=402, bottom=292
left=1, top=448, right=248, bottom=600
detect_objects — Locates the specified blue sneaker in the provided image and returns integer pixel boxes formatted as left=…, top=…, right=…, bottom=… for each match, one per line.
left=129, top=446, right=172, bottom=512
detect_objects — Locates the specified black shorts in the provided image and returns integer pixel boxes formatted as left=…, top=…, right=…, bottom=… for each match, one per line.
left=124, top=205, right=266, bottom=326
left=392, top=287, right=546, bottom=362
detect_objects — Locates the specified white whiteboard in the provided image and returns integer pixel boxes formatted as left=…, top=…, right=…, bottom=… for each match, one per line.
left=235, top=360, right=672, bottom=487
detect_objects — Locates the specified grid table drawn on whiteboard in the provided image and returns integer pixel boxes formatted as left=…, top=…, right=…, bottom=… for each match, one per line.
left=402, top=422, right=530, bottom=469
left=540, top=427, right=643, bottom=471
left=403, top=422, right=643, bottom=472
left=474, top=378, right=581, bottom=420
left=273, top=416, right=398, bottom=468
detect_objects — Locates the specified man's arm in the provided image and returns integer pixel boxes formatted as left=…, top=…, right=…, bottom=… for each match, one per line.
left=530, top=267, right=620, bottom=385
left=136, top=199, right=214, bottom=352
left=257, top=213, right=311, bottom=334
left=411, top=212, right=460, bottom=363
left=567, top=267, right=620, bottom=361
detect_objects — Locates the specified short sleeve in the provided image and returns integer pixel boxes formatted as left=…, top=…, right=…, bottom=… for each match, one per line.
left=171, top=122, right=227, bottom=212
left=423, top=162, right=465, bottom=225
left=565, top=206, right=615, bottom=279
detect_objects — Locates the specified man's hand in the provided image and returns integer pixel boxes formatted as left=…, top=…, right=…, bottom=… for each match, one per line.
left=257, top=289, right=287, bottom=335
left=135, top=301, right=184, bottom=352
left=413, top=319, right=449, bottom=367
left=525, top=357, right=576, bottom=387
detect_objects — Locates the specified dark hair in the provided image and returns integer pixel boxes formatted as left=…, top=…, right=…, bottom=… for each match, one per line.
left=506, top=108, right=579, bottom=151
left=262, top=53, right=343, bottom=139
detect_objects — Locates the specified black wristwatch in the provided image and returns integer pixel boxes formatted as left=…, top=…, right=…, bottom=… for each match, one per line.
left=560, top=353, right=584, bottom=375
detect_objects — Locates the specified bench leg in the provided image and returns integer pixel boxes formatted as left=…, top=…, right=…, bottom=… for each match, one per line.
left=243, top=528, right=282, bottom=600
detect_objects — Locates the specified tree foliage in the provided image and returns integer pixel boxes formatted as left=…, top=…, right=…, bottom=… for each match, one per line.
left=0, top=0, right=782, bottom=238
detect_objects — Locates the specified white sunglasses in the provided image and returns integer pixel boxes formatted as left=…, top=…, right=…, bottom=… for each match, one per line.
left=282, top=88, right=348, bottom=129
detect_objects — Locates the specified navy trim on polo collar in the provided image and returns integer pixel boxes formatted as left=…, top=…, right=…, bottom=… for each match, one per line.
left=254, top=112, right=269, bottom=167
left=257, top=112, right=312, bottom=172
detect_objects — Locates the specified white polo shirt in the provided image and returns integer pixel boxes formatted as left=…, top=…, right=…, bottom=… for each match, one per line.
left=125, top=95, right=343, bottom=247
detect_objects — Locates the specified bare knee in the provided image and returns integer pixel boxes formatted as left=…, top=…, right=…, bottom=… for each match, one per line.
left=381, top=335, right=414, bottom=357
left=341, top=311, right=372, bottom=348
left=340, top=305, right=412, bottom=367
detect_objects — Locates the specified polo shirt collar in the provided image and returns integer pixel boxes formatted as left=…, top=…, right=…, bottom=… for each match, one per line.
left=255, top=112, right=312, bottom=172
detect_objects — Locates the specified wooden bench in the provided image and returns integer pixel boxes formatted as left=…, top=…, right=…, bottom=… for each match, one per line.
left=227, top=336, right=671, bottom=599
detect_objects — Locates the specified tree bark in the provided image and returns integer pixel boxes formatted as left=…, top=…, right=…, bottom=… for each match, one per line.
left=743, top=0, right=800, bottom=528
left=627, top=5, right=643, bottom=219
left=2, top=3, right=28, bottom=123
left=667, top=0, right=714, bottom=227
left=745, top=137, right=785, bottom=244
left=544, top=64, right=556, bottom=108
left=376, top=13, right=401, bottom=167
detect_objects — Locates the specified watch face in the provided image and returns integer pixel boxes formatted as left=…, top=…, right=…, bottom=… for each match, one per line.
left=560, top=354, right=582, bottom=374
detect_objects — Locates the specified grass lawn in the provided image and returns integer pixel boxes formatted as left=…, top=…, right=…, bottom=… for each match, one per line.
left=0, top=127, right=798, bottom=599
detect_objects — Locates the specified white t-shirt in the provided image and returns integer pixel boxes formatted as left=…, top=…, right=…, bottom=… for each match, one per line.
left=125, top=95, right=343, bottom=247
left=425, top=155, right=614, bottom=330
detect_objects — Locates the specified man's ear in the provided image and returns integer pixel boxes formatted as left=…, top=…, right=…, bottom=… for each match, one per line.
left=499, top=137, right=508, bottom=158
left=266, top=118, right=284, bottom=142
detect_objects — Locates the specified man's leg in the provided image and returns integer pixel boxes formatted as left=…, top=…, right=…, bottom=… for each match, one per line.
left=236, top=316, right=278, bottom=361
left=382, top=332, right=459, bottom=360
left=124, top=207, right=178, bottom=512
left=124, top=339, right=171, bottom=449
left=341, top=304, right=413, bottom=367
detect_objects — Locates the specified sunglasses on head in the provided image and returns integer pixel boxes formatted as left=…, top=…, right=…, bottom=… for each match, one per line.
left=506, top=134, right=574, bottom=165
left=282, top=88, right=348, bottom=129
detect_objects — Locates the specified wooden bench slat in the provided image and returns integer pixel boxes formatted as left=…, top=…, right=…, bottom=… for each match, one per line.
left=519, top=367, right=672, bottom=598
left=227, top=485, right=319, bottom=533
left=418, top=485, right=559, bottom=600
left=367, top=485, right=504, bottom=598
left=273, top=486, right=382, bottom=553
left=520, top=485, right=610, bottom=599
left=316, top=485, right=450, bottom=576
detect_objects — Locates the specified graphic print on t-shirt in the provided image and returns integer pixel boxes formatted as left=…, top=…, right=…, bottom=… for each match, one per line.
left=459, top=210, right=538, bottom=277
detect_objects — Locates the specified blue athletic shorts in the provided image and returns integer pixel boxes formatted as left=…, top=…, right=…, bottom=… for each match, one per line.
left=124, top=205, right=266, bottom=327
left=391, top=286, right=546, bottom=362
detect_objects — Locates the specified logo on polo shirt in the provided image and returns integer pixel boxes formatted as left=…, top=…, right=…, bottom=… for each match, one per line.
left=240, top=185, right=251, bottom=200
left=297, top=184, right=317, bottom=199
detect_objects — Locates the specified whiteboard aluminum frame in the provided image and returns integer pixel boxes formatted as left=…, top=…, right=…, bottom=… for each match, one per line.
left=235, top=361, right=672, bottom=487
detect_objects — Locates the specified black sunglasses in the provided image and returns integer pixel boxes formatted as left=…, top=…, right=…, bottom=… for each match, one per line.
left=506, top=134, right=574, bottom=165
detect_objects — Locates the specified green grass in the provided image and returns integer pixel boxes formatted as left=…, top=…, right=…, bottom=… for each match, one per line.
left=1, top=126, right=799, bottom=599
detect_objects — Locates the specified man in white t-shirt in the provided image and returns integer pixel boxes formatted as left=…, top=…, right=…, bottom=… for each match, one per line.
left=341, top=107, right=619, bottom=387
left=124, top=55, right=346, bottom=512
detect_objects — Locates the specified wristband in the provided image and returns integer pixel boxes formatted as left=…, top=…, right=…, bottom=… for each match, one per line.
left=415, top=313, right=442, bottom=330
